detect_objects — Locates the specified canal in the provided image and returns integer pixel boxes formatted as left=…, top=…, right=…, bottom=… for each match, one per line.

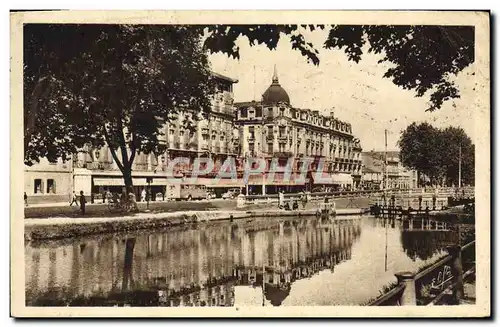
left=25, top=216, right=460, bottom=306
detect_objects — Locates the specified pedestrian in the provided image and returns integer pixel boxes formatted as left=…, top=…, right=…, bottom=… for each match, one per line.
left=69, top=191, right=79, bottom=207
left=112, top=192, right=119, bottom=204
left=278, top=190, right=285, bottom=209
left=300, top=191, right=308, bottom=209
left=79, top=190, right=87, bottom=215
left=292, top=200, right=298, bottom=210
left=129, top=187, right=139, bottom=211
left=141, top=189, right=146, bottom=202
left=102, top=190, right=107, bottom=204
left=120, top=188, right=128, bottom=204
left=106, top=190, right=112, bottom=203
left=24, top=192, right=28, bottom=207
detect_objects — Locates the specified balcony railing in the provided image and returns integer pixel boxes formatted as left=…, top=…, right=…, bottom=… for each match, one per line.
left=272, top=151, right=294, bottom=158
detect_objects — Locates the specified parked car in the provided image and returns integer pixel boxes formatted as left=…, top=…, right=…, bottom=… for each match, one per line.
left=222, top=188, right=240, bottom=199
left=206, top=190, right=216, bottom=200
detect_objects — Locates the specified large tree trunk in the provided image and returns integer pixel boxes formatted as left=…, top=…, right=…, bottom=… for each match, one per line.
left=122, top=167, right=134, bottom=191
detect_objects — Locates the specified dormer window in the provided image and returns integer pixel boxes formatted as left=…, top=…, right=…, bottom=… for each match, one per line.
left=240, top=108, right=248, bottom=118
left=256, top=107, right=262, bottom=117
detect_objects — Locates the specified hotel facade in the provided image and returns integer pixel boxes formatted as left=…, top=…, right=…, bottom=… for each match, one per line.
left=24, top=69, right=363, bottom=203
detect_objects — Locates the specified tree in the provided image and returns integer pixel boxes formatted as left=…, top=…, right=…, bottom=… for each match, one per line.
left=439, top=127, right=475, bottom=186
left=24, top=24, right=214, bottom=189
left=398, top=122, right=475, bottom=186
left=204, top=25, right=474, bottom=111
left=398, top=122, right=444, bottom=185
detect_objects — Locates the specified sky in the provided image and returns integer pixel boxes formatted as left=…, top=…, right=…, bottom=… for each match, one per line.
left=208, top=28, right=482, bottom=152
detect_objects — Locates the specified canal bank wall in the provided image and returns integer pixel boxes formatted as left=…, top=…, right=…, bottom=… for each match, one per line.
left=24, top=208, right=367, bottom=241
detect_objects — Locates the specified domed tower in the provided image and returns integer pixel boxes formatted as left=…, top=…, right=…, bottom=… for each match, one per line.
left=262, top=65, right=290, bottom=105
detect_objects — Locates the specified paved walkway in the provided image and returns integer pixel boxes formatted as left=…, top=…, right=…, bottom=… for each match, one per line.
left=24, top=197, right=372, bottom=219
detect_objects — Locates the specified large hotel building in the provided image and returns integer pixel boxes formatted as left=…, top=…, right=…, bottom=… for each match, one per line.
left=24, top=68, right=363, bottom=203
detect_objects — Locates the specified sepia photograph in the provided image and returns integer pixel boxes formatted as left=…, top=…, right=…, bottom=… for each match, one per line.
left=10, top=10, right=490, bottom=318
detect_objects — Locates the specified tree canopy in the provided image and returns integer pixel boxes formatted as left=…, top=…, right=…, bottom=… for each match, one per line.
left=398, top=122, right=474, bottom=186
left=204, top=24, right=474, bottom=112
left=24, top=24, right=214, bottom=187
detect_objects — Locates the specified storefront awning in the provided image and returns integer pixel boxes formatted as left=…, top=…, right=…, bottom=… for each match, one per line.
left=312, top=173, right=353, bottom=185
left=93, top=177, right=168, bottom=186
left=247, top=173, right=307, bottom=186
left=332, top=173, right=353, bottom=185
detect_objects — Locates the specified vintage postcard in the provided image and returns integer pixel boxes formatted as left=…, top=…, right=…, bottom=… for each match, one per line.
left=10, top=10, right=490, bottom=318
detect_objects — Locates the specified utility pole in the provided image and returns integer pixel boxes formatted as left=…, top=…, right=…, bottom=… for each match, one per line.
left=458, top=144, right=462, bottom=188
left=253, top=65, right=256, bottom=102
left=261, top=108, right=266, bottom=196
left=384, top=129, right=388, bottom=191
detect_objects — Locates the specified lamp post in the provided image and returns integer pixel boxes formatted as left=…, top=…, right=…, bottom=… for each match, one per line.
left=161, top=155, right=166, bottom=201
left=458, top=144, right=462, bottom=188
left=146, top=177, right=153, bottom=210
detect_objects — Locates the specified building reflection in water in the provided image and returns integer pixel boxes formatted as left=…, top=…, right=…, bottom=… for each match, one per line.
left=25, top=218, right=362, bottom=307
left=369, top=217, right=460, bottom=262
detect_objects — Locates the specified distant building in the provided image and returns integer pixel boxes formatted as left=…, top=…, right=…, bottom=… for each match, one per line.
left=361, top=151, right=418, bottom=189
left=25, top=68, right=366, bottom=203
left=24, top=157, right=73, bottom=204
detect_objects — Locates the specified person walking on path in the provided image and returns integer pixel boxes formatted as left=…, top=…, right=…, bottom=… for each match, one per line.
left=24, top=192, right=28, bottom=207
left=69, top=191, right=79, bottom=207
left=300, top=191, right=308, bottom=209
left=278, top=190, right=285, bottom=209
left=141, top=189, right=146, bottom=203
left=129, top=187, right=139, bottom=211
left=106, top=190, right=112, bottom=204
left=79, top=191, right=87, bottom=215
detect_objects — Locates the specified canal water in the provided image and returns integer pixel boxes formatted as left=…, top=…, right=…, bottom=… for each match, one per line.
left=25, top=216, right=459, bottom=307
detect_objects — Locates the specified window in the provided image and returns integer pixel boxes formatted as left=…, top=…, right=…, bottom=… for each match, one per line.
left=249, top=109, right=255, bottom=117
left=268, top=143, right=273, bottom=153
left=240, top=108, right=248, bottom=118
left=180, top=130, right=185, bottom=136
left=169, top=129, right=174, bottom=135
left=279, top=126, right=285, bottom=137
left=47, top=179, right=56, bottom=194
left=211, top=135, right=216, bottom=140
left=268, top=107, right=273, bottom=116
left=34, top=179, right=43, bottom=194
left=249, top=126, right=255, bottom=139
left=255, top=107, right=262, bottom=117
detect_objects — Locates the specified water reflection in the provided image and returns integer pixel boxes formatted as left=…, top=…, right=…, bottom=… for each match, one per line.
left=25, top=216, right=457, bottom=307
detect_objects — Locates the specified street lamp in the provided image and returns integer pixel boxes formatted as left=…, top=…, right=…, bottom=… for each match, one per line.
left=146, top=176, right=153, bottom=209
